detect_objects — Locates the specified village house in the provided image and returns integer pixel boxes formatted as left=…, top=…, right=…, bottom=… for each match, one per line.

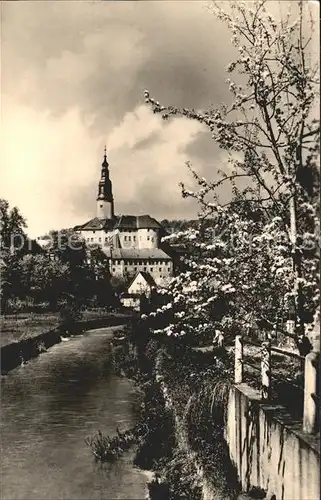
left=120, top=271, right=156, bottom=310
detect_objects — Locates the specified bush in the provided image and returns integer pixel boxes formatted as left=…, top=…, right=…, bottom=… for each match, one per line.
left=59, top=302, right=82, bottom=334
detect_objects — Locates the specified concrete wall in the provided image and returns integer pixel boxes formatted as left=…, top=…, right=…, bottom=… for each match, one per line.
left=226, top=383, right=320, bottom=500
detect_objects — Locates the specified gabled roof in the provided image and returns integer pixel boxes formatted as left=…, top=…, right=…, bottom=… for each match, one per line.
left=74, top=215, right=163, bottom=232
left=139, top=271, right=157, bottom=287
left=128, top=271, right=156, bottom=290
left=74, top=217, right=107, bottom=231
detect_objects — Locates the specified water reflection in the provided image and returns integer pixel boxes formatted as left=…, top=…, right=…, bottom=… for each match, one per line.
left=1, top=327, right=147, bottom=500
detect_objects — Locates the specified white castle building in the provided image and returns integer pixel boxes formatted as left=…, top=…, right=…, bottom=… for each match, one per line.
left=74, top=149, right=173, bottom=285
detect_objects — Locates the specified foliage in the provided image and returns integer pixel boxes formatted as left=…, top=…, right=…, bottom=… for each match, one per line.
left=85, top=427, right=143, bottom=462
left=86, top=376, right=175, bottom=471
left=19, top=254, right=70, bottom=308
left=158, top=450, right=202, bottom=500
left=0, top=199, right=119, bottom=313
left=59, top=299, right=83, bottom=334
left=0, top=198, right=27, bottom=250
left=144, top=0, right=319, bottom=348
left=158, top=349, right=239, bottom=499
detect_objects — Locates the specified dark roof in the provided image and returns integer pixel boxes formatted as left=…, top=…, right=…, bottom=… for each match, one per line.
left=74, top=217, right=107, bottom=231
left=101, top=248, right=172, bottom=260
left=139, top=271, right=157, bottom=287
left=74, top=215, right=162, bottom=231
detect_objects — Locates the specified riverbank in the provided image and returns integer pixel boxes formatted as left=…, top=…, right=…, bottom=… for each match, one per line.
left=0, top=309, right=132, bottom=347
left=1, top=314, right=135, bottom=374
left=2, top=327, right=149, bottom=500
left=108, top=331, right=245, bottom=500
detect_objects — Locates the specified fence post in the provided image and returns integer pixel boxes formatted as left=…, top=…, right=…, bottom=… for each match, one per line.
left=235, top=335, right=243, bottom=384
left=261, top=340, right=271, bottom=400
left=303, top=351, right=319, bottom=434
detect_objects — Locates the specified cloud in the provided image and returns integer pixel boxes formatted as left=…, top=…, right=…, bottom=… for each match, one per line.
left=1, top=0, right=319, bottom=237
left=1, top=97, right=100, bottom=237
left=1, top=101, right=204, bottom=236
left=2, top=0, right=231, bottom=236
left=99, top=105, right=206, bottom=219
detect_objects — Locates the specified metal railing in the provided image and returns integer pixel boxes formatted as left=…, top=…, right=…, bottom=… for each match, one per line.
left=234, top=335, right=319, bottom=435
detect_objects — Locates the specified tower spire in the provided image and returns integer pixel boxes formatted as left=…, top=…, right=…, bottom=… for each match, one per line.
left=96, top=148, right=114, bottom=219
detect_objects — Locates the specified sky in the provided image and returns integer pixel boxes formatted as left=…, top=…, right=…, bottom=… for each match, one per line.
left=1, top=0, right=319, bottom=237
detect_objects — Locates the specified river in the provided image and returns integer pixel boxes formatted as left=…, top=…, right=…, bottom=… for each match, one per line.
left=1, top=327, right=148, bottom=500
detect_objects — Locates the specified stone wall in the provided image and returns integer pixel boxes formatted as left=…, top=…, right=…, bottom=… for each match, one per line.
left=226, top=383, right=320, bottom=500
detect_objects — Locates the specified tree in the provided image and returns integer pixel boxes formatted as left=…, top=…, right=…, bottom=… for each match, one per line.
left=0, top=199, right=27, bottom=252
left=0, top=253, right=22, bottom=313
left=144, top=0, right=319, bottom=345
left=87, top=247, right=117, bottom=307
left=19, top=254, right=70, bottom=309
left=48, top=229, right=93, bottom=305
left=0, top=200, right=29, bottom=312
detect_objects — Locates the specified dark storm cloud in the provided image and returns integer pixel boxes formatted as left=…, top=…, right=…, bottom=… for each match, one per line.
left=2, top=1, right=235, bottom=124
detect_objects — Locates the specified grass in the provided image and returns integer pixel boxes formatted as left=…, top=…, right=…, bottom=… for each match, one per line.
left=0, top=312, right=60, bottom=347
left=0, top=308, right=129, bottom=347
left=156, top=347, right=239, bottom=499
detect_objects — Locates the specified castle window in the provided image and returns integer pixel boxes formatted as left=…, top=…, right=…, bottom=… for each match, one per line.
left=144, top=267, right=147, bottom=271
left=150, top=267, right=153, bottom=272
left=100, top=204, right=103, bottom=208
left=133, top=236, right=136, bottom=241
left=134, top=267, right=137, bottom=271
left=128, top=236, right=131, bottom=241
left=147, top=236, right=150, bottom=241
left=93, top=230, right=96, bottom=234
left=112, top=267, right=115, bottom=272
left=124, top=236, right=127, bottom=241
left=125, top=267, right=128, bottom=271
left=151, top=237, right=154, bottom=242
left=91, top=238, right=94, bottom=242
left=159, top=268, right=162, bottom=272
left=105, top=237, right=108, bottom=242
left=168, top=267, right=170, bottom=271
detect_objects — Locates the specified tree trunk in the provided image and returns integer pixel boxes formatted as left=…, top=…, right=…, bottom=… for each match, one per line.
left=289, top=195, right=305, bottom=338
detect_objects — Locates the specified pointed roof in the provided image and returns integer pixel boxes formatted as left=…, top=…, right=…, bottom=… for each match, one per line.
left=139, top=271, right=157, bottom=287
left=74, top=217, right=107, bottom=231
left=102, top=146, right=109, bottom=167
left=128, top=271, right=156, bottom=290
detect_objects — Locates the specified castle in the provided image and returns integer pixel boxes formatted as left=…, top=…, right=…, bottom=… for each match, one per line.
left=74, top=149, right=173, bottom=285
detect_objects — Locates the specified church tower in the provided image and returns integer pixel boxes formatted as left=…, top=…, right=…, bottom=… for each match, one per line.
left=96, top=147, right=114, bottom=219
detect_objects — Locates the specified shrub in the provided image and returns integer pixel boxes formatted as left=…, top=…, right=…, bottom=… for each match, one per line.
left=59, top=302, right=82, bottom=334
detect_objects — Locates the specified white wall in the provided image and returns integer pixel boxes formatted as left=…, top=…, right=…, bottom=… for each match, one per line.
left=97, top=199, right=113, bottom=219
left=128, top=274, right=150, bottom=295
left=109, top=259, right=173, bottom=281
left=81, top=229, right=109, bottom=245
left=118, top=230, right=139, bottom=249
left=138, top=228, right=159, bottom=249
